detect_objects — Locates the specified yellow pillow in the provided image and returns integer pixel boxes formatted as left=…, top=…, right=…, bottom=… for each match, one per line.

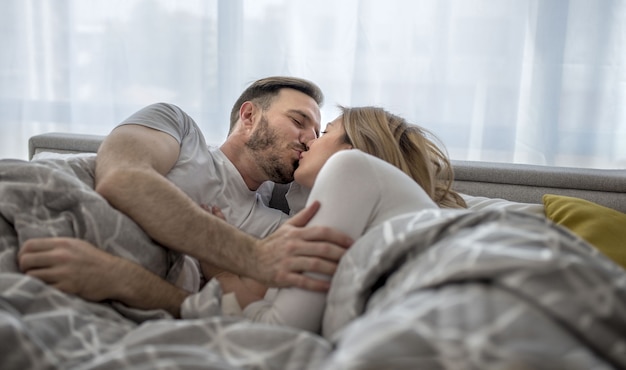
left=543, top=194, right=626, bottom=270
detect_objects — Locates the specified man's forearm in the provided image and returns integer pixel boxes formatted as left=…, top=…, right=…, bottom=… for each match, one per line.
left=96, top=167, right=257, bottom=276
left=18, top=237, right=192, bottom=318
left=111, top=258, right=190, bottom=318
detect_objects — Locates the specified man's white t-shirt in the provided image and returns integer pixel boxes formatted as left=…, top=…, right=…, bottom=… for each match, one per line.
left=118, top=103, right=289, bottom=290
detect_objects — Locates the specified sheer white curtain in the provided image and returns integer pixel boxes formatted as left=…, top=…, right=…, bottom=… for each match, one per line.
left=1, top=0, right=624, bottom=168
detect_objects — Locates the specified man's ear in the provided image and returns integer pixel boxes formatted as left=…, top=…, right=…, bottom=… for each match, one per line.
left=239, top=101, right=258, bottom=131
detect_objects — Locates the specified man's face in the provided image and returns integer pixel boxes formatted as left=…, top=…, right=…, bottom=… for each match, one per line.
left=245, top=89, right=321, bottom=183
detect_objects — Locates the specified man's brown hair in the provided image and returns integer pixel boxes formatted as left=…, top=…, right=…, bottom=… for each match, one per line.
left=229, top=76, right=324, bottom=134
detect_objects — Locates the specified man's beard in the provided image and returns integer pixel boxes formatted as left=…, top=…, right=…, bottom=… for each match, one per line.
left=246, top=116, right=297, bottom=183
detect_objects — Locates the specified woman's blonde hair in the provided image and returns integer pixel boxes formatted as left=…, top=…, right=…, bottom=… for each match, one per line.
left=340, top=106, right=466, bottom=209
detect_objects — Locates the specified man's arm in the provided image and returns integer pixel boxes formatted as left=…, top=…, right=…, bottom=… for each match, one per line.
left=94, top=124, right=257, bottom=274
left=96, top=124, right=352, bottom=291
left=18, top=237, right=189, bottom=317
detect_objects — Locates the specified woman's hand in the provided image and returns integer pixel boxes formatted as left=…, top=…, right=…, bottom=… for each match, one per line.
left=214, top=272, right=268, bottom=308
left=199, top=203, right=268, bottom=307
left=200, top=203, right=226, bottom=220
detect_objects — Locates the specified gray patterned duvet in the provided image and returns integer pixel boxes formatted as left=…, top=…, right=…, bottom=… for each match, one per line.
left=1, top=157, right=625, bottom=369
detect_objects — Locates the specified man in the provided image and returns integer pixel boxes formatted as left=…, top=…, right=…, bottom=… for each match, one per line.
left=18, top=76, right=352, bottom=317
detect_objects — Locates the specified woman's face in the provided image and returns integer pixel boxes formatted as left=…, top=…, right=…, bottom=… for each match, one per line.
left=294, top=116, right=352, bottom=188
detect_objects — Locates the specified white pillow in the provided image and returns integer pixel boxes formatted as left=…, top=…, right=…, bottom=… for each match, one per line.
left=461, top=193, right=545, bottom=216
left=285, top=182, right=544, bottom=217
left=31, top=151, right=97, bottom=161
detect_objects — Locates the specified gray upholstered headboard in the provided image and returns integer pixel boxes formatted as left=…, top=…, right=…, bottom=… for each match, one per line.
left=29, top=132, right=104, bottom=158
left=451, top=160, right=626, bottom=213
left=28, top=132, right=626, bottom=213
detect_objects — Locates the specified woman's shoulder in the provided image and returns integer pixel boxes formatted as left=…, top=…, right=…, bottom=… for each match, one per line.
left=318, top=150, right=406, bottom=187
left=325, top=150, right=415, bottom=187
left=326, top=150, right=392, bottom=171
left=327, top=149, right=372, bottom=165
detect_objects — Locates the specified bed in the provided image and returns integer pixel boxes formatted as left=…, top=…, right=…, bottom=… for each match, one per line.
left=0, top=132, right=624, bottom=369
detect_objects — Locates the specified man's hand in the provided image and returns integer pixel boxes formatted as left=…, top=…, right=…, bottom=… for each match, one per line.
left=18, top=237, right=190, bottom=317
left=251, top=201, right=353, bottom=292
left=18, top=238, right=123, bottom=302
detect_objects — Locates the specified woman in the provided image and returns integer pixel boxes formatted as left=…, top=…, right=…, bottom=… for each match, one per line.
left=208, top=106, right=466, bottom=332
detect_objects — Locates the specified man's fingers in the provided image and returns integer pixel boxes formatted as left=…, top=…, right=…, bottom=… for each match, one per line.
left=289, top=255, right=338, bottom=277
left=286, top=201, right=321, bottom=227
left=19, top=238, right=57, bottom=257
left=296, top=225, right=354, bottom=250
left=19, top=253, right=50, bottom=271
left=257, top=205, right=354, bottom=290
left=295, top=241, right=347, bottom=265
left=19, top=239, right=74, bottom=271
left=18, top=247, right=65, bottom=271
left=24, top=267, right=60, bottom=284
left=283, top=272, right=331, bottom=292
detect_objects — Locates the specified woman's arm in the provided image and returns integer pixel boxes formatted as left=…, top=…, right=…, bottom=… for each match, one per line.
left=232, top=150, right=438, bottom=332
left=231, top=151, right=379, bottom=332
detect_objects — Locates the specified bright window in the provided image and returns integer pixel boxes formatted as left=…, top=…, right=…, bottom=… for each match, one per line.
left=1, top=0, right=624, bottom=168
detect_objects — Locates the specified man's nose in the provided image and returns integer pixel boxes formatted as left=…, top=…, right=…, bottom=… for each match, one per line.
left=301, top=130, right=317, bottom=147
left=304, top=138, right=316, bottom=151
